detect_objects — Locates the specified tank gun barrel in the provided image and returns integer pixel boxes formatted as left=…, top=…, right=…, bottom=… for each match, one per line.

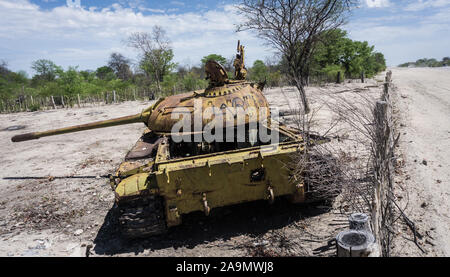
left=11, top=111, right=151, bottom=142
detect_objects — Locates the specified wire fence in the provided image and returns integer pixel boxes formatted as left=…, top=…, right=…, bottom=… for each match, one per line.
left=0, top=88, right=156, bottom=113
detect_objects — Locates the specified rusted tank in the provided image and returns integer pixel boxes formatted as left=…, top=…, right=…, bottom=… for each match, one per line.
left=11, top=41, right=327, bottom=238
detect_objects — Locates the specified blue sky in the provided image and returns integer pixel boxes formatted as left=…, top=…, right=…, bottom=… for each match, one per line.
left=1, top=0, right=449, bottom=75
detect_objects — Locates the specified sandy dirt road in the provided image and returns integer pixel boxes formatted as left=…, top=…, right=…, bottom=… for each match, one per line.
left=391, top=67, right=450, bottom=256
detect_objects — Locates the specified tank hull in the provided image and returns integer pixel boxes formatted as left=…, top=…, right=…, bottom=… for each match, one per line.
left=111, top=124, right=319, bottom=236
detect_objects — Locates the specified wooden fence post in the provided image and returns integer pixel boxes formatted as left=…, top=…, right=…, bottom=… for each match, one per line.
left=385, top=70, right=392, bottom=83
left=383, top=83, right=390, bottom=101
left=371, top=70, right=396, bottom=257
left=373, top=99, right=387, bottom=250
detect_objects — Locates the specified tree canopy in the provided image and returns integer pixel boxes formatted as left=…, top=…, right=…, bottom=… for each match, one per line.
left=309, top=29, right=386, bottom=79
left=31, top=59, right=57, bottom=82
left=201, top=54, right=227, bottom=67
left=127, top=26, right=177, bottom=92
left=399, top=57, right=449, bottom=68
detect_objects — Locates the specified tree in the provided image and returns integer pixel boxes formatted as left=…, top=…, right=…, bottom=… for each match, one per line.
left=237, top=0, right=356, bottom=113
left=183, top=72, right=207, bottom=91
left=201, top=54, right=227, bottom=67
left=31, top=59, right=57, bottom=81
left=372, top=52, right=387, bottom=73
left=108, top=53, right=133, bottom=80
left=54, top=66, right=84, bottom=96
left=0, top=60, right=9, bottom=76
left=309, top=29, right=347, bottom=73
left=139, top=48, right=176, bottom=90
left=127, top=26, right=177, bottom=93
left=96, top=66, right=115, bottom=80
left=309, top=29, right=386, bottom=79
left=250, top=60, right=268, bottom=82
left=443, top=57, right=450, bottom=66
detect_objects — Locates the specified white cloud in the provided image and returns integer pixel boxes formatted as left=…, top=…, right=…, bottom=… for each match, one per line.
left=2, top=0, right=449, bottom=72
left=365, top=0, right=391, bottom=8
left=0, top=0, right=269, bottom=73
left=404, top=0, right=450, bottom=11
left=347, top=4, right=450, bottom=65
left=170, top=1, right=185, bottom=6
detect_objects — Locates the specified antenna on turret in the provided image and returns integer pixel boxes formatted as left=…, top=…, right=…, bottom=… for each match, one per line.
left=234, top=40, right=247, bottom=80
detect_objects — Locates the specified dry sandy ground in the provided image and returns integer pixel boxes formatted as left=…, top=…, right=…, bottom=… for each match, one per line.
left=0, top=101, right=153, bottom=256
left=390, top=67, right=450, bottom=257
left=1, top=72, right=438, bottom=257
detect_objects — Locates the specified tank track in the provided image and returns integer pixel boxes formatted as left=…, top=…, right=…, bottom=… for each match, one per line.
left=118, top=196, right=167, bottom=239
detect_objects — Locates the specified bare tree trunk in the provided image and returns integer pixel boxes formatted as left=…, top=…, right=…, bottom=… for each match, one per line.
left=51, top=96, right=56, bottom=109
left=294, top=78, right=311, bottom=114
left=156, top=79, right=162, bottom=94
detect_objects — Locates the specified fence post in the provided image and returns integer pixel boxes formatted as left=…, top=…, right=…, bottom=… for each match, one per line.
left=371, top=70, right=396, bottom=257
left=383, top=83, right=390, bottom=101
left=385, top=70, right=392, bottom=83
left=361, top=71, right=365, bottom=83
left=336, top=71, right=341, bottom=84
left=373, top=99, right=387, bottom=249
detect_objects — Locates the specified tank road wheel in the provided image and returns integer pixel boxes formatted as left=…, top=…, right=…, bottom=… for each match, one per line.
left=118, top=196, right=167, bottom=239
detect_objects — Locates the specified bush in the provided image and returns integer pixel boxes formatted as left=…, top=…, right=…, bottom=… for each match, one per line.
left=28, top=103, right=41, bottom=112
